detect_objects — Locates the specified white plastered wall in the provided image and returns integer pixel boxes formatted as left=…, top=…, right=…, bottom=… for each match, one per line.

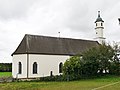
left=28, top=54, right=69, bottom=78
left=12, top=54, right=69, bottom=78
left=12, top=54, right=27, bottom=78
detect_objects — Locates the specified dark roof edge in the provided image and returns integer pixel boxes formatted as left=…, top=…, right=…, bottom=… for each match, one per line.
left=12, top=53, right=74, bottom=56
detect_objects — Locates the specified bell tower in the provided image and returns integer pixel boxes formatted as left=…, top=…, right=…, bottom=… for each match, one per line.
left=95, top=11, right=105, bottom=44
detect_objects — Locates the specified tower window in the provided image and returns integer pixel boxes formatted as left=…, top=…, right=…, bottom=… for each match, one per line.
left=101, top=23, right=103, bottom=26
left=96, top=23, right=97, bottom=26
left=33, top=62, right=37, bottom=74
left=18, top=62, right=22, bottom=74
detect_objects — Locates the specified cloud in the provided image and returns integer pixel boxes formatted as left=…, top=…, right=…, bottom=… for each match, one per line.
left=0, top=0, right=120, bottom=62
left=0, top=0, right=38, bottom=20
left=23, top=0, right=91, bottom=35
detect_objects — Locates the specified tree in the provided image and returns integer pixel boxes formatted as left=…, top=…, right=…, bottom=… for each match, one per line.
left=98, top=43, right=114, bottom=74
left=82, top=47, right=100, bottom=76
left=63, top=56, right=83, bottom=80
left=109, top=44, right=120, bottom=75
left=82, top=43, right=115, bottom=75
left=63, top=43, right=120, bottom=81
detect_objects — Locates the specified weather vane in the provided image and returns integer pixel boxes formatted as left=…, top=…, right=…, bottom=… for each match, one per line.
left=58, top=32, right=60, bottom=38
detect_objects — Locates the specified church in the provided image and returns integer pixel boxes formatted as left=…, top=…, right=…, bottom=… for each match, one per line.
left=12, top=11, right=105, bottom=79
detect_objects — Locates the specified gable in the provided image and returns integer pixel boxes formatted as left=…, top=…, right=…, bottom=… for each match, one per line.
left=12, top=34, right=99, bottom=56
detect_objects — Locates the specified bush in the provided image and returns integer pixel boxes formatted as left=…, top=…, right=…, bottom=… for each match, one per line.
left=40, top=75, right=64, bottom=81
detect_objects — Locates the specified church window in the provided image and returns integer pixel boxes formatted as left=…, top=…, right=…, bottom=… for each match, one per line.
left=18, top=62, right=22, bottom=74
left=59, top=62, right=63, bottom=73
left=33, top=62, right=37, bottom=74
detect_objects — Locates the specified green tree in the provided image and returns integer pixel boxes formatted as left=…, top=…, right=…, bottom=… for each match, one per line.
left=82, top=43, right=114, bottom=75
left=82, top=47, right=100, bottom=77
left=63, top=56, right=82, bottom=80
left=63, top=43, right=116, bottom=80
left=109, top=44, right=120, bottom=75
left=98, top=43, right=114, bottom=74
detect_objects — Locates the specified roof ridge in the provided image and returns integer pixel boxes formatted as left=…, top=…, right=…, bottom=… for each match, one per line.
left=24, top=34, right=97, bottom=42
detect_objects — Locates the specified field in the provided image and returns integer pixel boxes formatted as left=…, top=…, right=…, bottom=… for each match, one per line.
left=0, top=72, right=12, bottom=77
left=0, top=74, right=120, bottom=90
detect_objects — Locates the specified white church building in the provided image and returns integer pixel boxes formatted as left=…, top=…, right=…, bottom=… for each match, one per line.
left=12, top=11, right=104, bottom=79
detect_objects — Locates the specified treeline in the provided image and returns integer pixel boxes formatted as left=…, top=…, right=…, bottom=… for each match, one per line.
left=0, top=63, right=12, bottom=72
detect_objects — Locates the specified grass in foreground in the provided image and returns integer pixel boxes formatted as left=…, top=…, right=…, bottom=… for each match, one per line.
left=0, top=72, right=12, bottom=77
left=0, top=75, right=120, bottom=90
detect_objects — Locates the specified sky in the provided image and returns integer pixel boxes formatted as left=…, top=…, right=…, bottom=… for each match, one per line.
left=0, top=0, right=120, bottom=63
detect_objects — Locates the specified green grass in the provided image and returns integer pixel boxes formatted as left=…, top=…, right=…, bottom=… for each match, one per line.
left=0, top=72, right=12, bottom=77
left=0, top=75, right=120, bottom=90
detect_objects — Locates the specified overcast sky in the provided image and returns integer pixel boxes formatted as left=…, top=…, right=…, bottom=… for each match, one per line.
left=0, top=0, right=120, bottom=63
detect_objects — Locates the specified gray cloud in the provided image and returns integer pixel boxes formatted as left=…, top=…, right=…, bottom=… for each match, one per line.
left=0, top=0, right=38, bottom=20
left=0, top=0, right=120, bottom=62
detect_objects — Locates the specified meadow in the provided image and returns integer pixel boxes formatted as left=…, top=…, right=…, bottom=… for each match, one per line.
left=0, top=72, right=12, bottom=77
left=0, top=74, right=120, bottom=90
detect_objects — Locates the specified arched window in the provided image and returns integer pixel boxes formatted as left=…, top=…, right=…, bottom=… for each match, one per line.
left=59, top=62, right=63, bottom=73
left=18, top=62, right=22, bottom=74
left=33, top=62, right=37, bottom=74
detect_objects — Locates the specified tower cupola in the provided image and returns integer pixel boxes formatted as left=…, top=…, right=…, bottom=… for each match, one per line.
left=95, top=11, right=104, bottom=23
